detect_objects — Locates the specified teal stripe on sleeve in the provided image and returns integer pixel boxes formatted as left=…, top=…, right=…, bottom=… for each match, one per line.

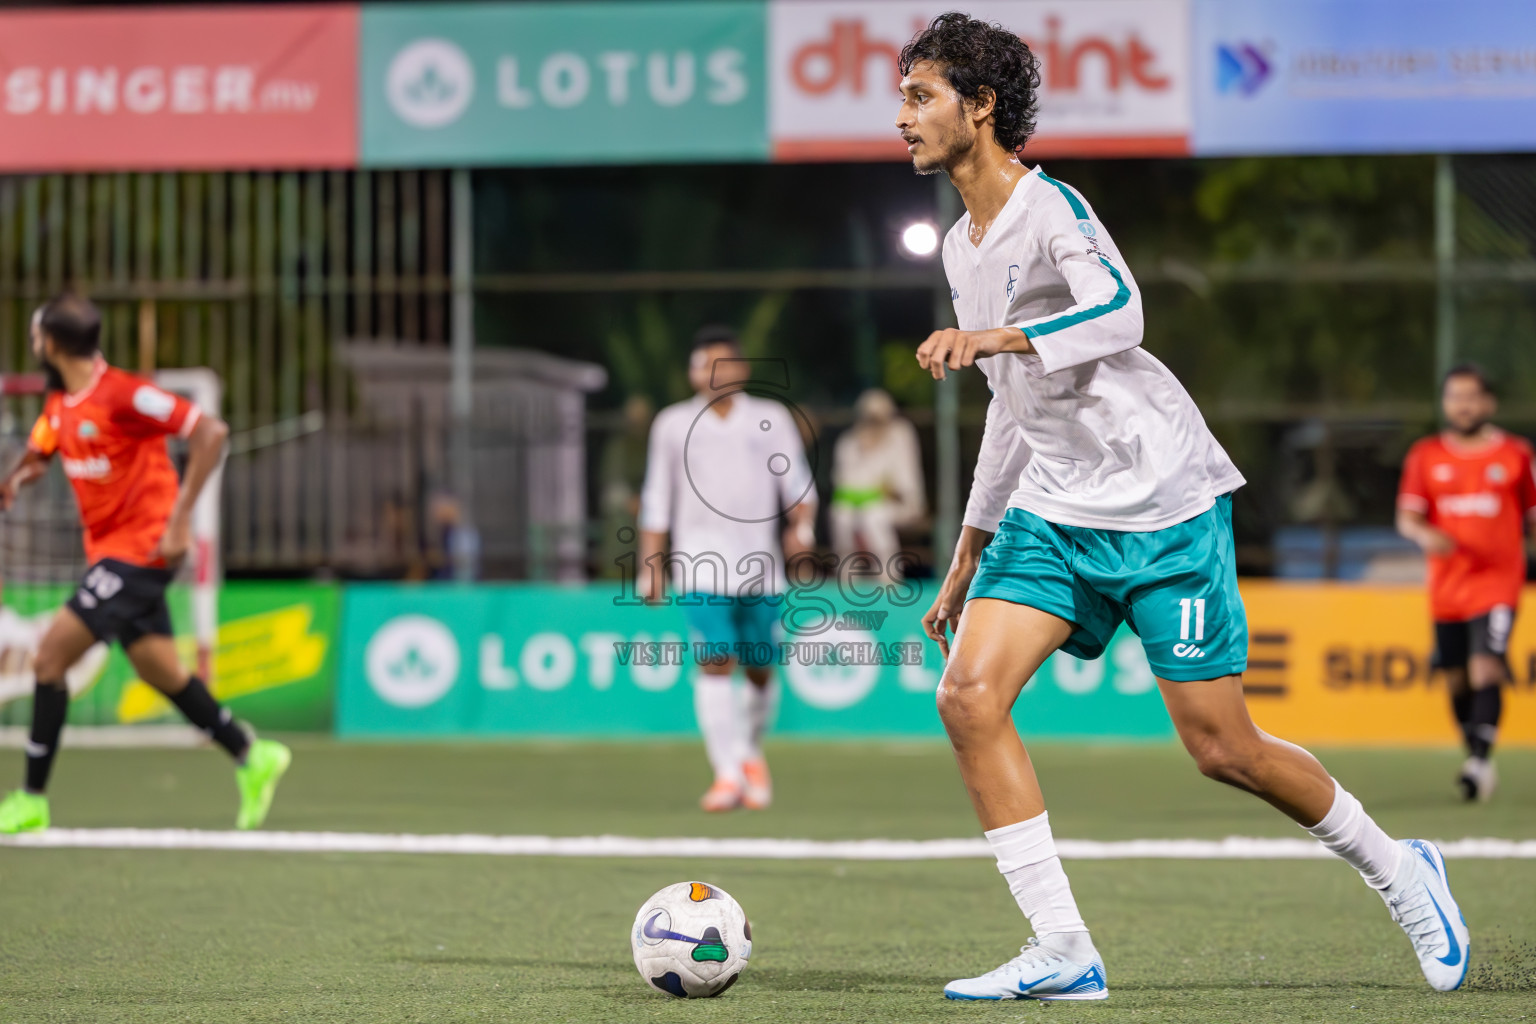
left=1020, top=255, right=1131, bottom=339
left=1037, top=171, right=1088, bottom=218
left=1019, top=172, right=1130, bottom=340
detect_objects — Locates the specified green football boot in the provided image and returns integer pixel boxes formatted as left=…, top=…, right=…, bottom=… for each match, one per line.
left=235, top=739, right=292, bottom=831
left=0, top=789, right=49, bottom=834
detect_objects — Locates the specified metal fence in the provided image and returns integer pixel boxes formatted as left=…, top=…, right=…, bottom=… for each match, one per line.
left=0, top=169, right=460, bottom=575
left=4, top=158, right=1534, bottom=580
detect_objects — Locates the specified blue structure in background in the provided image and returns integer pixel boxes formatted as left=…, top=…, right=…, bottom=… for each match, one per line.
left=1193, top=0, right=1536, bottom=155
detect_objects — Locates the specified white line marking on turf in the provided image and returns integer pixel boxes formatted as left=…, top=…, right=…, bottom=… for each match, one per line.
left=0, top=725, right=205, bottom=748
left=2, top=830, right=1534, bottom=860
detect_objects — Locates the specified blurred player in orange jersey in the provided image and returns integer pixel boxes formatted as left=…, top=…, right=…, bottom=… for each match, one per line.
left=1397, top=364, right=1536, bottom=801
left=0, top=295, right=290, bottom=834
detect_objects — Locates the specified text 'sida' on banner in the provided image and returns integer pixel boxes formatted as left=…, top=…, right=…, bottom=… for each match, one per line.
left=1240, top=582, right=1536, bottom=746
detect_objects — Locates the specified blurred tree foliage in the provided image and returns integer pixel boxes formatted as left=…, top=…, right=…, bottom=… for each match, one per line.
left=476, top=154, right=1536, bottom=564
left=475, top=155, right=1477, bottom=413
left=1064, top=155, right=1439, bottom=409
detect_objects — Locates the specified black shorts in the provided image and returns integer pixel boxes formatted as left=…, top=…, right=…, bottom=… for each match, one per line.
left=1432, top=605, right=1515, bottom=671
left=66, top=559, right=175, bottom=648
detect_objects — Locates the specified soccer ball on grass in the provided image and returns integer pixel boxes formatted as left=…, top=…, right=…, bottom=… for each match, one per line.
left=631, top=881, right=752, bottom=997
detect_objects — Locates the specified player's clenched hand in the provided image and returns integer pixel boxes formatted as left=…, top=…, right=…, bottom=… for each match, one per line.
left=916, top=327, right=1029, bottom=380
left=922, top=558, right=978, bottom=659
left=0, top=479, right=18, bottom=512
left=637, top=563, right=668, bottom=605
left=153, top=515, right=192, bottom=566
left=1421, top=528, right=1456, bottom=557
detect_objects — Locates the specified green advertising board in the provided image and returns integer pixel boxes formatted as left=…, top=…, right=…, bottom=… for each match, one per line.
left=361, top=1, right=768, bottom=166
left=0, top=583, right=338, bottom=732
left=337, top=583, right=1175, bottom=740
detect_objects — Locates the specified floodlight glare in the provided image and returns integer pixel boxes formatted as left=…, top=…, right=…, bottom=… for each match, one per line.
left=901, top=222, right=940, bottom=257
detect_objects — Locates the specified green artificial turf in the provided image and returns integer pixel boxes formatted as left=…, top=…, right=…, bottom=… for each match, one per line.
left=0, top=741, right=1532, bottom=1023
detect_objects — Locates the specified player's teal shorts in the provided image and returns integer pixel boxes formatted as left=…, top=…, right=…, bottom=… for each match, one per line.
left=967, top=494, right=1248, bottom=682
left=679, top=593, right=781, bottom=667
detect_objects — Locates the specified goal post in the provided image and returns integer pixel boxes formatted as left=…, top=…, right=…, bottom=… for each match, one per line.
left=153, top=368, right=224, bottom=684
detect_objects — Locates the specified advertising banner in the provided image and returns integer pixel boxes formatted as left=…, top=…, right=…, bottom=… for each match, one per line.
left=337, top=583, right=1170, bottom=739
left=1241, top=582, right=1536, bottom=746
left=360, top=1, right=769, bottom=167
left=338, top=581, right=1536, bottom=744
left=0, top=5, right=358, bottom=171
left=768, top=0, right=1191, bottom=161
left=0, top=583, right=338, bottom=731
left=1191, top=0, right=1536, bottom=155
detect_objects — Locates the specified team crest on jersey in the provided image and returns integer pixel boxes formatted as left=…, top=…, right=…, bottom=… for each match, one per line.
left=77, top=421, right=99, bottom=439
left=1432, top=464, right=1454, bottom=481
left=1006, top=265, right=1020, bottom=300
left=1486, top=463, right=1507, bottom=483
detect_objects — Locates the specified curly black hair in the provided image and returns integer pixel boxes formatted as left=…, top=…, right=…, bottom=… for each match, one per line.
left=898, top=12, right=1042, bottom=153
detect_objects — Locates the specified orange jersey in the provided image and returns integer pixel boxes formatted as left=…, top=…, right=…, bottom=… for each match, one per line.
left=1398, top=430, right=1536, bottom=621
left=28, top=360, right=202, bottom=567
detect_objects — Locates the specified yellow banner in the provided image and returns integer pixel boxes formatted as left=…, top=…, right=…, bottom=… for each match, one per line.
left=117, top=603, right=331, bottom=724
left=1240, top=582, right=1536, bottom=746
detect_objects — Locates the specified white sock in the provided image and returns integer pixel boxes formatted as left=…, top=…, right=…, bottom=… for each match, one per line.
left=986, top=811, right=1095, bottom=960
left=693, top=675, right=744, bottom=785
left=1305, top=779, right=1410, bottom=891
left=740, top=677, right=777, bottom=762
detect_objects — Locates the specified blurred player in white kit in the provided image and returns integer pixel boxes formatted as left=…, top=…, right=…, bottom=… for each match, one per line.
left=638, top=326, right=816, bottom=812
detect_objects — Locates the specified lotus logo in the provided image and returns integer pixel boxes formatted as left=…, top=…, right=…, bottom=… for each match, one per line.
left=365, top=614, right=460, bottom=707
left=783, top=624, right=880, bottom=711
left=391, top=646, right=437, bottom=680
left=1216, top=42, right=1272, bottom=96
left=387, top=38, right=474, bottom=128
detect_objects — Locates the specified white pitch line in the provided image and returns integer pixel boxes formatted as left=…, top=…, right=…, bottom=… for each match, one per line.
left=2, top=830, right=1535, bottom=861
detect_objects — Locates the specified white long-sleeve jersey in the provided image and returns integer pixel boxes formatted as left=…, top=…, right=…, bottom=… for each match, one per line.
left=947, top=168, right=1245, bottom=533
left=639, top=391, right=815, bottom=595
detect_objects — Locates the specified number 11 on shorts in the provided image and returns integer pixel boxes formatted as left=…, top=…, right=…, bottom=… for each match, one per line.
left=1179, top=597, right=1205, bottom=642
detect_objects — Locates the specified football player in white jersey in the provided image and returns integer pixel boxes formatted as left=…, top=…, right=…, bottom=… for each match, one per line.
left=895, top=12, right=1469, bottom=1001
left=639, top=326, right=817, bottom=812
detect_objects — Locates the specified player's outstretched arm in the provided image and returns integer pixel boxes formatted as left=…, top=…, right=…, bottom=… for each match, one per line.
left=154, top=413, right=229, bottom=564
left=916, top=327, right=1033, bottom=380
left=1394, top=507, right=1454, bottom=557
left=922, top=526, right=993, bottom=658
left=0, top=450, right=52, bottom=511
left=782, top=502, right=816, bottom=564
left=638, top=530, right=670, bottom=604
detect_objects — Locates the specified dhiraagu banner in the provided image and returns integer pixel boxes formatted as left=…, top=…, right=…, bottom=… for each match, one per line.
left=360, top=1, right=769, bottom=166
left=336, top=583, right=1171, bottom=739
left=0, top=582, right=338, bottom=731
